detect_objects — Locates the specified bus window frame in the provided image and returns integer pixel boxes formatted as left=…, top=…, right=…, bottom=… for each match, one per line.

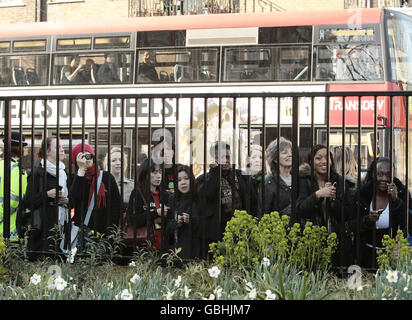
left=136, top=46, right=220, bottom=84
left=222, top=43, right=312, bottom=83
left=51, top=50, right=135, bottom=86
left=313, top=24, right=384, bottom=82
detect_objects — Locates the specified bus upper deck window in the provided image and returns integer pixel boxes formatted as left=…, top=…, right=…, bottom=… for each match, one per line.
left=0, top=42, right=10, bottom=53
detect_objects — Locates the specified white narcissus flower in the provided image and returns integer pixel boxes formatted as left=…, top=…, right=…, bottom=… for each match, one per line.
left=208, top=293, right=216, bottom=300
left=214, top=287, right=223, bottom=299
left=261, top=257, right=270, bottom=267
left=265, top=290, right=277, bottom=300
left=184, top=285, right=191, bottom=298
left=208, top=266, right=221, bottom=278
left=386, top=270, right=398, bottom=283
left=248, top=288, right=257, bottom=300
left=165, top=290, right=175, bottom=300
left=54, top=276, right=68, bottom=291
left=130, top=274, right=141, bottom=284
left=107, top=281, right=114, bottom=289
left=30, top=274, right=41, bottom=286
left=174, top=275, right=182, bottom=288
left=129, top=261, right=136, bottom=267
left=116, top=289, right=133, bottom=300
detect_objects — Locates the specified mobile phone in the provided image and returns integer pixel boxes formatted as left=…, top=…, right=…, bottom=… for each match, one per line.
left=57, top=185, right=63, bottom=191
left=377, top=209, right=384, bottom=215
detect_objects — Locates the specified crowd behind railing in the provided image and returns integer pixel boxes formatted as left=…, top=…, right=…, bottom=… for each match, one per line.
left=1, top=131, right=411, bottom=271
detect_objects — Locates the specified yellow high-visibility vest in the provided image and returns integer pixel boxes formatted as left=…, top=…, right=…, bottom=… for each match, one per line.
left=0, top=159, right=28, bottom=241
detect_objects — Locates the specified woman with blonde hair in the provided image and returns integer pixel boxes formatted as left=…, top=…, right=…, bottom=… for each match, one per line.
left=103, top=147, right=134, bottom=206
left=264, top=137, right=293, bottom=216
left=331, top=145, right=358, bottom=186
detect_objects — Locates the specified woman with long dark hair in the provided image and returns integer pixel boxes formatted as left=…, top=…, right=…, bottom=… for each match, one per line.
left=127, top=158, right=170, bottom=251
left=166, top=164, right=200, bottom=260
left=357, top=157, right=410, bottom=269
left=23, top=136, right=69, bottom=260
left=296, top=144, right=355, bottom=267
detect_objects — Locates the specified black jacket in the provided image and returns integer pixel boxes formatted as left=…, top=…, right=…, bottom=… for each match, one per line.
left=264, top=173, right=292, bottom=216
left=127, top=188, right=169, bottom=229
left=201, top=166, right=249, bottom=243
left=23, top=165, right=69, bottom=256
left=356, top=177, right=409, bottom=248
left=166, top=194, right=201, bottom=259
left=296, top=166, right=359, bottom=267
left=69, top=171, right=121, bottom=235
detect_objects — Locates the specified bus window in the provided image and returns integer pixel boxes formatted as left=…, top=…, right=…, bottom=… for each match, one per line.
left=0, top=55, right=48, bottom=86
left=223, top=46, right=310, bottom=82
left=314, top=44, right=383, bottom=81
left=136, top=48, right=218, bottom=83
left=53, top=52, right=133, bottom=85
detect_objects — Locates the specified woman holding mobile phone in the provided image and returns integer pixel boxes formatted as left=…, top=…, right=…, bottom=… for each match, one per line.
left=357, top=157, right=410, bottom=269
left=23, top=136, right=69, bottom=261
left=296, top=144, right=355, bottom=267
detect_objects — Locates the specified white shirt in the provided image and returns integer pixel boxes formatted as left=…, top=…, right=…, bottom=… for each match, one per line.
left=370, top=202, right=390, bottom=229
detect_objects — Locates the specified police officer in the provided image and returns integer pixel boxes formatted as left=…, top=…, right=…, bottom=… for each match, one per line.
left=0, top=131, right=28, bottom=242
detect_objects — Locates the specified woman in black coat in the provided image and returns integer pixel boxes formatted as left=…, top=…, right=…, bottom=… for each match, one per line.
left=296, top=144, right=355, bottom=267
left=127, top=158, right=170, bottom=251
left=23, top=136, right=69, bottom=261
left=68, top=143, right=121, bottom=252
left=166, top=165, right=200, bottom=260
left=356, top=157, right=410, bottom=269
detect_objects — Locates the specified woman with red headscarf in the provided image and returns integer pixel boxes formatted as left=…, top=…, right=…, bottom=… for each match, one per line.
left=66, top=143, right=121, bottom=253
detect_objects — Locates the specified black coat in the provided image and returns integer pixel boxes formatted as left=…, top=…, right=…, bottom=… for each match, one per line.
left=296, top=167, right=357, bottom=267
left=201, top=166, right=249, bottom=243
left=69, top=171, right=121, bottom=235
left=264, top=173, right=292, bottom=216
left=23, top=165, right=69, bottom=257
left=166, top=194, right=201, bottom=259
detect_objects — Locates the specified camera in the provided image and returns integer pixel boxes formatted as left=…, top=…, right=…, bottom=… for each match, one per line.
left=84, top=153, right=93, bottom=160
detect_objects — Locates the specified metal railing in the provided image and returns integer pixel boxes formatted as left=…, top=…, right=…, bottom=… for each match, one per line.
left=0, top=90, right=411, bottom=271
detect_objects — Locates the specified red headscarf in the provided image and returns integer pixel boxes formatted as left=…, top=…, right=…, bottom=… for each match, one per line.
left=71, top=143, right=106, bottom=209
left=85, top=164, right=106, bottom=209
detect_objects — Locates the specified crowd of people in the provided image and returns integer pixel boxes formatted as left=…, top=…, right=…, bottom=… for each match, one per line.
left=1, top=132, right=411, bottom=270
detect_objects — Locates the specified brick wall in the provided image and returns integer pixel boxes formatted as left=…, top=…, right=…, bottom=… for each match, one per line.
left=0, top=0, right=37, bottom=24
left=47, top=0, right=129, bottom=22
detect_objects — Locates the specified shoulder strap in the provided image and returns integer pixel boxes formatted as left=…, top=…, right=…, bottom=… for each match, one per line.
left=136, top=187, right=148, bottom=206
left=83, top=170, right=103, bottom=227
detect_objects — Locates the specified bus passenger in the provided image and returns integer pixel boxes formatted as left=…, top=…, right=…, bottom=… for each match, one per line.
left=68, top=143, right=121, bottom=252
left=264, top=137, right=293, bottom=217
left=23, top=136, right=69, bottom=260
left=137, top=51, right=159, bottom=82
left=61, top=56, right=90, bottom=84
left=0, top=67, right=13, bottom=85
left=166, top=164, right=201, bottom=260
left=97, top=53, right=120, bottom=84
left=356, top=157, right=410, bottom=269
left=127, top=158, right=170, bottom=251
left=296, top=144, right=355, bottom=267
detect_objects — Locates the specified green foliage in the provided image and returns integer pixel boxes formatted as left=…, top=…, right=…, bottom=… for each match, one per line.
left=376, top=230, right=412, bottom=270
left=209, top=210, right=337, bottom=271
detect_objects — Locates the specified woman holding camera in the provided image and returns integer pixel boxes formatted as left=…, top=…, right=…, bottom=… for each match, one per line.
left=67, top=143, right=121, bottom=252
left=23, top=136, right=69, bottom=260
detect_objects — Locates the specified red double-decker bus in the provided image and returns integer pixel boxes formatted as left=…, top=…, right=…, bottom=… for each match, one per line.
left=0, top=8, right=410, bottom=185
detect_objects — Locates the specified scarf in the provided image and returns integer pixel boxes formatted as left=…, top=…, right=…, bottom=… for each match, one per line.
left=41, top=159, right=68, bottom=226
left=85, top=164, right=106, bottom=209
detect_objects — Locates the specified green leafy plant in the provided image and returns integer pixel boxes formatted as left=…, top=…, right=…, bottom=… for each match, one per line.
left=209, top=210, right=337, bottom=271
left=376, top=230, right=412, bottom=270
